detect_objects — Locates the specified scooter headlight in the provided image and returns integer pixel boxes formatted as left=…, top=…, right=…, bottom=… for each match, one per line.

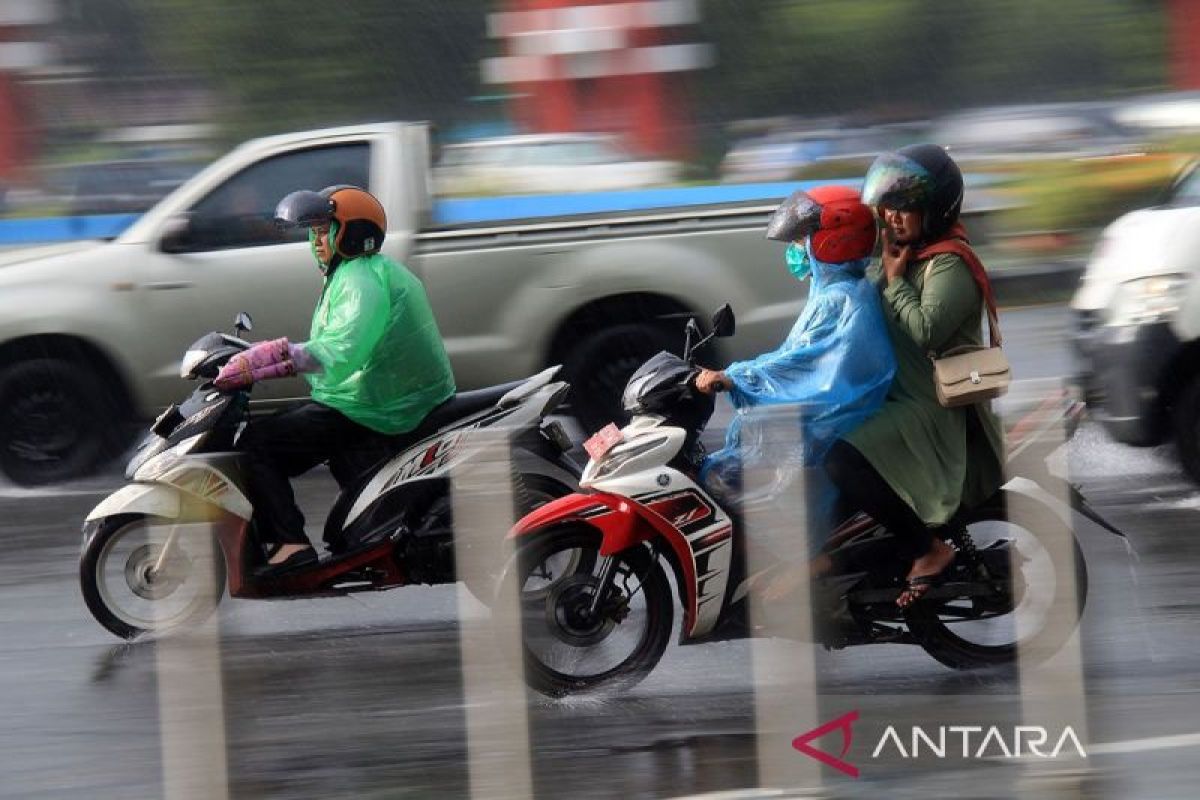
left=180, top=350, right=208, bottom=379
left=133, top=434, right=205, bottom=482
left=125, top=435, right=168, bottom=479
left=585, top=436, right=668, bottom=483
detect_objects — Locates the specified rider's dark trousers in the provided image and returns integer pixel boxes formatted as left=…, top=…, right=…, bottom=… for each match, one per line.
left=825, top=438, right=934, bottom=559
left=240, top=401, right=394, bottom=546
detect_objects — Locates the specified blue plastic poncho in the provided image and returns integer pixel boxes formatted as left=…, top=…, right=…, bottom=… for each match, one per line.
left=700, top=240, right=896, bottom=541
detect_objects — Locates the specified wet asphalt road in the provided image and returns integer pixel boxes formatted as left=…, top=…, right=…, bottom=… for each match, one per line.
left=3, top=304, right=1200, bottom=799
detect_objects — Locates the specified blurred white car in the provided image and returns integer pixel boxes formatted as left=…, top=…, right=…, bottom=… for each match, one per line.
left=929, top=103, right=1137, bottom=163
left=720, top=126, right=902, bottom=183
left=1113, top=91, right=1200, bottom=137
left=433, top=133, right=680, bottom=196
left=1070, top=159, right=1200, bottom=480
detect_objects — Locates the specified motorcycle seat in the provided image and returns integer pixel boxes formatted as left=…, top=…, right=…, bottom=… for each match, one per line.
left=415, top=379, right=526, bottom=434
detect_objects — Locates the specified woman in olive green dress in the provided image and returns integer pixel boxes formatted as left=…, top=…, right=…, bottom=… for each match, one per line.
left=824, top=144, right=1005, bottom=607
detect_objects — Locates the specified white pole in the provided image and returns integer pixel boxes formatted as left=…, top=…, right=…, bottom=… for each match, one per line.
left=1008, top=380, right=1092, bottom=793
left=155, top=524, right=229, bottom=800
left=451, top=429, right=534, bottom=800
left=738, top=404, right=827, bottom=796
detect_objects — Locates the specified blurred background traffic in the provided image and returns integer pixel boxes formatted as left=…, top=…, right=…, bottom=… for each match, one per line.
left=0, top=0, right=1195, bottom=267
left=2, top=4, right=1200, bottom=800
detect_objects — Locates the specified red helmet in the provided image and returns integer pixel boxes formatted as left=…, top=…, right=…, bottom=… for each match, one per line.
left=765, top=184, right=877, bottom=263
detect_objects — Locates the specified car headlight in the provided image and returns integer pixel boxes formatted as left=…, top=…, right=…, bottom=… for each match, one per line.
left=1107, top=274, right=1189, bottom=327
left=132, top=434, right=205, bottom=482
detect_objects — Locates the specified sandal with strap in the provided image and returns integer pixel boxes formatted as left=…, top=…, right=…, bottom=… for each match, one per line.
left=897, top=574, right=941, bottom=608
left=896, top=555, right=957, bottom=608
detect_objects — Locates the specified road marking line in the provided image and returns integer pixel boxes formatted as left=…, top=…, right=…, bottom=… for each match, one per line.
left=1087, top=731, right=1200, bottom=756
left=0, top=486, right=112, bottom=499
left=990, top=731, right=1200, bottom=764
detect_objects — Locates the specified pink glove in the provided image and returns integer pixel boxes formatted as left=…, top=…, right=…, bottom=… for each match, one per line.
left=214, top=338, right=294, bottom=390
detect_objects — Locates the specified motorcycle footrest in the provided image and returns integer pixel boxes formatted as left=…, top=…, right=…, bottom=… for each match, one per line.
left=848, top=581, right=999, bottom=605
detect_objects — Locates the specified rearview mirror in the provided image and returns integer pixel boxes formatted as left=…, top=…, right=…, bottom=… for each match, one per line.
left=158, top=215, right=197, bottom=254
left=234, top=312, right=254, bottom=334
left=711, top=304, right=736, bottom=338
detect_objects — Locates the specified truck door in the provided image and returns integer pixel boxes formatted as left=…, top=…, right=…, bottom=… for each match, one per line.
left=137, top=143, right=370, bottom=409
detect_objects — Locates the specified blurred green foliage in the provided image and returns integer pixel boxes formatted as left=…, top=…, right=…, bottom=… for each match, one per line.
left=123, top=0, right=1167, bottom=144
left=695, top=0, right=1166, bottom=124
left=54, top=0, right=1183, bottom=246
left=133, top=0, right=492, bottom=142
left=997, top=154, right=1182, bottom=234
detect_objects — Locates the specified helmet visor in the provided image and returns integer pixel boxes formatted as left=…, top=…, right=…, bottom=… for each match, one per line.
left=765, top=189, right=822, bottom=242
left=861, top=152, right=935, bottom=211
left=274, top=190, right=334, bottom=229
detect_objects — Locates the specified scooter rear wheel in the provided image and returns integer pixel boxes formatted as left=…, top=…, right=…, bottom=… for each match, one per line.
left=904, top=490, right=1088, bottom=669
left=497, top=525, right=673, bottom=697
left=80, top=514, right=226, bottom=640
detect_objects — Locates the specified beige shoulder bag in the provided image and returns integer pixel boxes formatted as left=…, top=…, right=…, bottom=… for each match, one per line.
left=929, top=290, right=1011, bottom=408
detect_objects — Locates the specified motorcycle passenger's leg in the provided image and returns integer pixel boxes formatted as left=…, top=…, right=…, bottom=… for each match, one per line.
left=825, top=439, right=954, bottom=607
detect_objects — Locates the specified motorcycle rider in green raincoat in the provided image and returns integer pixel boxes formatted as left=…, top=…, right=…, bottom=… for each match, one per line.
left=214, top=185, right=456, bottom=575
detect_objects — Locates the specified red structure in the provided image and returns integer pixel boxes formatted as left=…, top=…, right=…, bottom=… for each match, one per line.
left=0, top=71, right=29, bottom=180
left=483, top=0, right=711, bottom=157
left=1169, top=0, right=1200, bottom=90
left=0, top=1, right=55, bottom=183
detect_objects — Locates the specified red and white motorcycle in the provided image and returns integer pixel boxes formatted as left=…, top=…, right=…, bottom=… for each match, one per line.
left=497, top=305, right=1125, bottom=697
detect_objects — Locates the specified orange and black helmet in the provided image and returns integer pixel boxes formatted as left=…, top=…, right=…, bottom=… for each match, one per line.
left=275, top=184, right=387, bottom=260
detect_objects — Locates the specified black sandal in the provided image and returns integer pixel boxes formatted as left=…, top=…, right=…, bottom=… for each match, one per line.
left=897, top=574, right=941, bottom=607
left=254, top=547, right=317, bottom=578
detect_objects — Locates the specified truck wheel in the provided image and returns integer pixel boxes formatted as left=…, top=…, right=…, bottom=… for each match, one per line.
left=0, top=358, right=128, bottom=486
left=562, top=323, right=678, bottom=433
left=1174, top=375, right=1200, bottom=485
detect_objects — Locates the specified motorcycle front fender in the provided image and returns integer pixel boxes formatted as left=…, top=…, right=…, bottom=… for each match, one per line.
left=509, top=491, right=704, bottom=636
left=85, top=483, right=183, bottom=524
left=509, top=491, right=652, bottom=555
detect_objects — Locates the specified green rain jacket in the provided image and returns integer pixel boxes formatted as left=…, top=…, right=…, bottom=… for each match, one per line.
left=844, top=252, right=1005, bottom=524
left=304, top=250, right=456, bottom=436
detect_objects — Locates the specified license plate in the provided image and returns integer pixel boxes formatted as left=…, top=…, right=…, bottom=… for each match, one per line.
left=584, top=423, right=624, bottom=461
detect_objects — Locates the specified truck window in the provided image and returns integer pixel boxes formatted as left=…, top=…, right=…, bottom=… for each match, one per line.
left=182, top=143, right=369, bottom=251
left=1167, top=164, right=1200, bottom=207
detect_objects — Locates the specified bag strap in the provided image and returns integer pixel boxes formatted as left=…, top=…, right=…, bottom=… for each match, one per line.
left=937, top=344, right=989, bottom=359
left=916, top=230, right=1003, bottom=348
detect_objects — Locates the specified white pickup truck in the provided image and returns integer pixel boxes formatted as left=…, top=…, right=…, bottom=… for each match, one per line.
left=0, top=121, right=994, bottom=485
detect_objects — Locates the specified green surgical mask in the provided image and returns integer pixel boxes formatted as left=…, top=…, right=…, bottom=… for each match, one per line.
left=785, top=241, right=811, bottom=281
left=309, top=220, right=340, bottom=275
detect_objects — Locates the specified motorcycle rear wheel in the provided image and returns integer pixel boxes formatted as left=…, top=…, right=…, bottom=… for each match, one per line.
left=905, top=490, right=1088, bottom=669
left=80, top=514, right=226, bottom=640
left=497, top=525, right=673, bottom=697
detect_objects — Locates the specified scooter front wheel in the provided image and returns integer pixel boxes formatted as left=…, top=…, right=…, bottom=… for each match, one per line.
left=497, top=525, right=673, bottom=697
left=80, top=514, right=226, bottom=640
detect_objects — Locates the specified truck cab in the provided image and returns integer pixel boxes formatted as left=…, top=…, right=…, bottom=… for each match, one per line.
left=1070, top=158, right=1200, bottom=480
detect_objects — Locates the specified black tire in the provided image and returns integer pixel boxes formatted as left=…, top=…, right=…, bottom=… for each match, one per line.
left=81, top=514, right=226, bottom=640
left=1173, top=375, right=1200, bottom=485
left=0, top=358, right=131, bottom=486
left=905, top=490, right=1088, bottom=669
left=562, top=323, right=679, bottom=433
left=497, top=525, right=673, bottom=697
